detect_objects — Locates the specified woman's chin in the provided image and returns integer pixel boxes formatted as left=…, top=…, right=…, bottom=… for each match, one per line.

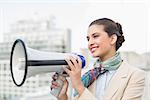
left=91, top=53, right=99, bottom=58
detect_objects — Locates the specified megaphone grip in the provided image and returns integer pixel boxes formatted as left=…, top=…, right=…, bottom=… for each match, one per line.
left=51, top=76, right=64, bottom=97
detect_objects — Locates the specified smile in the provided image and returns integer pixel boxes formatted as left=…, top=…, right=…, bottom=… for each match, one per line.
left=90, top=47, right=98, bottom=53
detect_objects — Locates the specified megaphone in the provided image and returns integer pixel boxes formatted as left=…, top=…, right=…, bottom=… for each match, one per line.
left=10, top=39, right=86, bottom=88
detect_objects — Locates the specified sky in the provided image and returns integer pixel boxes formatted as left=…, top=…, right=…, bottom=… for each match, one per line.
left=0, top=0, right=150, bottom=54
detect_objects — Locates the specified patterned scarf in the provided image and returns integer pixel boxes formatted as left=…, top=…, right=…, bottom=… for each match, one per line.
left=74, top=52, right=122, bottom=96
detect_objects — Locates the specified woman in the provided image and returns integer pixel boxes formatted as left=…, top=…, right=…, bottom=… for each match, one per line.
left=51, top=18, right=145, bottom=100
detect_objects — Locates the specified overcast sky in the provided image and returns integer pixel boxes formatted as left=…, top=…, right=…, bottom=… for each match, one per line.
left=0, top=0, right=150, bottom=53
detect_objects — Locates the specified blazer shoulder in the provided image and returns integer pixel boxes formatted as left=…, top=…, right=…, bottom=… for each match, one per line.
left=124, top=61, right=146, bottom=74
left=124, top=62, right=146, bottom=80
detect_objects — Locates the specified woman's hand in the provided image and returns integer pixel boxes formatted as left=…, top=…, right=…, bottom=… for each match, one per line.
left=63, top=55, right=85, bottom=96
left=51, top=73, right=68, bottom=100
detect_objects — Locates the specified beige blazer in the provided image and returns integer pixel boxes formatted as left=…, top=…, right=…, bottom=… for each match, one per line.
left=74, top=61, right=146, bottom=100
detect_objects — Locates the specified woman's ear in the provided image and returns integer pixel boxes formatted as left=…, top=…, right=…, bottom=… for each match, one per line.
left=110, top=34, right=117, bottom=45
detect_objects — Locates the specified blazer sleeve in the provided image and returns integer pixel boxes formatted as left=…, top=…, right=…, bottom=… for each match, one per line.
left=74, top=88, right=97, bottom=100
left=121, top=69, right=146, bottom=100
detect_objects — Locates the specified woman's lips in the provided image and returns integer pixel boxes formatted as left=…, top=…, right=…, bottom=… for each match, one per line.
left=90, top=47, right=98, bottom=53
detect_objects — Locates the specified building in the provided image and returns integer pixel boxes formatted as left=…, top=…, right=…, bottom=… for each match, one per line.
left=0, top=16, right=71, bottom=100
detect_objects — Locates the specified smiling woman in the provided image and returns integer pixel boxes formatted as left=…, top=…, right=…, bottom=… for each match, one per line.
left=51, top=18, right=146, bottom=100
left=87, top=18, right=125, bottom=61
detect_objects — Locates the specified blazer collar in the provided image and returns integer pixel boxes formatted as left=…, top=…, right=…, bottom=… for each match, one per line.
left=103, top=61, right=129, bottom=99
left=87, top=61, right=129, bottom=98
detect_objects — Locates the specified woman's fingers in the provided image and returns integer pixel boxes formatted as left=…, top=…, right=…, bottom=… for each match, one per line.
left=52, top=73, right=58, bottom=81
left=51, top=84, right=58, bottom=89
left=65, top=55, right=82, bottom=71
left=51, top=80, right=59, bottom=86
left=51, top=75, right=68, bottom=89
left=57, top=76, right=69, bottom=98
left=51, top=80, right=59, bottom=90
left=69, top=56, right=79, bottom=69
left=58, top=75, right=67, bottom=82
left=65, top=57, right=75, bottom=71
left=63, top=66, right=71, bottom=76
left=75, top=55, right=82, bottom=69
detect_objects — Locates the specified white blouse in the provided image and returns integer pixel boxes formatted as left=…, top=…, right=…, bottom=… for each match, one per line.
left=96, top=70, right=116, bottom=100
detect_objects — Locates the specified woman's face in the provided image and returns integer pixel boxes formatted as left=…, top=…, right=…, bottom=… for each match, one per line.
left=87, top=24, right=116, bottom=58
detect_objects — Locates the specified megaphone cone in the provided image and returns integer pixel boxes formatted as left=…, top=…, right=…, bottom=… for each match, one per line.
left=10, top=39, right=86, bottom=87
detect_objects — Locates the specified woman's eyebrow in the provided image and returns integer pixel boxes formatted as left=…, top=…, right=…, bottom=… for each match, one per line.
left=87, top=32, right=100, bottom=38
left=87, top=33, right=99, bottom=38
left=92, top=32, right=99, bottom=36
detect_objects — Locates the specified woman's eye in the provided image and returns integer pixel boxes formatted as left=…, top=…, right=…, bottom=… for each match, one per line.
left=93, top=35, right=99, bottom=38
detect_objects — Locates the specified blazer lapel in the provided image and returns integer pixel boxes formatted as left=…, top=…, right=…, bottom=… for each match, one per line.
left=103, top=61, right=129, bottom=99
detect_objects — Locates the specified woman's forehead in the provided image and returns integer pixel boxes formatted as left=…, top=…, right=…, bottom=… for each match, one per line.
left=87, top=25, right=105, bottom=35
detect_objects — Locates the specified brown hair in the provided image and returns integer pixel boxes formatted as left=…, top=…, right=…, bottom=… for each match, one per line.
left=89, top=18, right=125, bottom=51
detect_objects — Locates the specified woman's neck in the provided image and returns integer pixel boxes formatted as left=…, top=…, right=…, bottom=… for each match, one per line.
left=100, top=50, right=116, bottom=62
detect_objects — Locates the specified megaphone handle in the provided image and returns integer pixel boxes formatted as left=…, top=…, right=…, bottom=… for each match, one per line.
left=51, top=76, right=64, bottom=97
